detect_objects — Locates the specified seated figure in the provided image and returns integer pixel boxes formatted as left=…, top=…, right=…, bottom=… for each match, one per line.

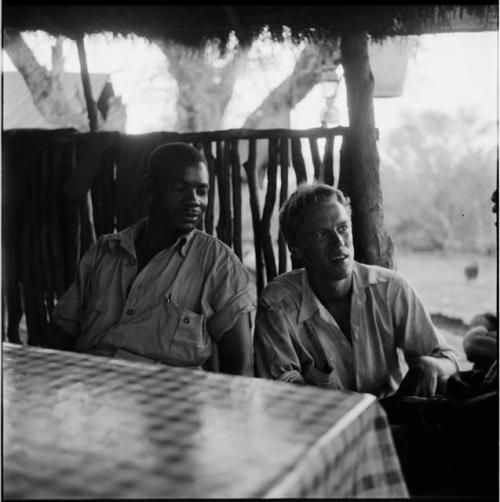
left=48, top=142, right=255, bottom=375
left=462, top=312, right=497, bottom=372
left=254, top=183, right=458, bottom=398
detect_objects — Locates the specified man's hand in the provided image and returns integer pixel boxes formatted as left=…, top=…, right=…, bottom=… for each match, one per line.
left=396, top=355, right=455, bottom=398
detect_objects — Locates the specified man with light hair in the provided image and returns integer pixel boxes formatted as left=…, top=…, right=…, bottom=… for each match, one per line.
left=254, top=183, right=458, bottom=397
left=49, top=142, right=255, bottom=375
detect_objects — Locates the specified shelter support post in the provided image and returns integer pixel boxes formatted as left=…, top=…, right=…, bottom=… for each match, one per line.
left=75, top=34, right=97, bottom=250
left=76, top=35, right=98, bottom=132
left=339, top=31, right=394, bottom=269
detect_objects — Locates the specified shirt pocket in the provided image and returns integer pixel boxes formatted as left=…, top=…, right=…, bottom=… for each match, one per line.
left=162, top=296, right=211, bottom=367
left=80, top=292, right=108, bottom=338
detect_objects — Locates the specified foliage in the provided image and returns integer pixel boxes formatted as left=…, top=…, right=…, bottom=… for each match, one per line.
left=380, top=109, right=497, bottom=254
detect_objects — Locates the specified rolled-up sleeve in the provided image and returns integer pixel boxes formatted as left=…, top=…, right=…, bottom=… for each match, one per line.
left=205, top=257, right=256, bottom=341
left=254, top=300, right=305, bottom=384
left=390, top=274, right=459, bottom=370
left=50, top=241, right=99, bottom=337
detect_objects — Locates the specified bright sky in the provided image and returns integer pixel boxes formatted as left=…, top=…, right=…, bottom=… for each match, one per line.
left=2, top=30, right=498, bottom=135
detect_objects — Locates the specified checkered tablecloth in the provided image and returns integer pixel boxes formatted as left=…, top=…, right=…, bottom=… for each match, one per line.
left=3, top=342, right=408, bottom=498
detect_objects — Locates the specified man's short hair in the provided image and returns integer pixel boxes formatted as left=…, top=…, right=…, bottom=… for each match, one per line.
left=147, top=142, right=207, bottom=180
left=279, top=183, right=351, bottom=247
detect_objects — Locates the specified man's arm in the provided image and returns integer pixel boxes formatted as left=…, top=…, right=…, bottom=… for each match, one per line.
left=391, top=274, right=459, bottom=397
left=396, top=354, right=457, bottom=397
left=218, top=312, right=254, bottom=376
left=254, top=301, right=305, bottom=385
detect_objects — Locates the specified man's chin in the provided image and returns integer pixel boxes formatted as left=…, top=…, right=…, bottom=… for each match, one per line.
left=327, top=260, right=353, bottom=280
left=176, top=220, right=200, bottom=232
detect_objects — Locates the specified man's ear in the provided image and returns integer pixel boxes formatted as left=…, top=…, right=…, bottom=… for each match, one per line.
left=290, top=244, right=303, bottom=260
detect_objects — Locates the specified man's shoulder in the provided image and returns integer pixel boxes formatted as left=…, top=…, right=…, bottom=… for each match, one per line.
left=355, top=261, right=402, bottom=283
left=354, top=261, right=412, bottom=293
left=259, top=269, right=304, bottom=310
left=189, top=231, right=247, bottom=269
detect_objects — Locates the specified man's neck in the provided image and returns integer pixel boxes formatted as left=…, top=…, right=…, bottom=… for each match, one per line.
left=307, top=271, right=353, bottom=304
left=142, top=216, right=180, bottom=250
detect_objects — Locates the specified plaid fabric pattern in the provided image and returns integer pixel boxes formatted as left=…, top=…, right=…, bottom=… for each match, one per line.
left=3, top=343, right=408, bottom=498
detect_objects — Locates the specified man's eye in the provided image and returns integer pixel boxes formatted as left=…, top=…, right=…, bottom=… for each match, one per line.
left=170, top=182, right=184, bottom=191
left=197, top=187, right=209, bottom=196
left=313, top=231, right=327, bottom=240
left=338, top=225, right=349, bottom=234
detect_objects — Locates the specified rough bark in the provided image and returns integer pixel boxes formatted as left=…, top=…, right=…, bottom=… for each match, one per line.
left=4, top=28, right=90, bottom=129
left=3, top=28, right=126, bottom=132
left=339, top=31, right=394, bottom=268
left=242, top=42, right=339, bottom=130
left=241, top=41, right=340, bottom=184
left=155, top=39, right=248, bottom=132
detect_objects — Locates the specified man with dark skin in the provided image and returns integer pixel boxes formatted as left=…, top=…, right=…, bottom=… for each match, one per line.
left=255, top=184, right=458, bottom=397
left=49, top=143, right=254, bottom=376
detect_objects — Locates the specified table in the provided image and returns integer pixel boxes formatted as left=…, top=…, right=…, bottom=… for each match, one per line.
left=3, top=342, right=408, bottom=498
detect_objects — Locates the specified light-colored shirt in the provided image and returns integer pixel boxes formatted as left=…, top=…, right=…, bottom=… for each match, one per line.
left=52, top=218, right=256, bottom=368
left=254, top=262, right=458, bottom=397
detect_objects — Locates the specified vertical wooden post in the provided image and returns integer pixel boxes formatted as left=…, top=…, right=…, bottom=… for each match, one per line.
left=76, top=34, right=98, bottom=132
left=76, top=34, right=97, bottom=249
left=339, top=31, right=394, bottom=268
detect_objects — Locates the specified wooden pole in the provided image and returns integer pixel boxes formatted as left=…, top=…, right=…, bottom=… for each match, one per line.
left=339, top=31, right=394, bottom=269
left=76, top=34, right=98, bottom=132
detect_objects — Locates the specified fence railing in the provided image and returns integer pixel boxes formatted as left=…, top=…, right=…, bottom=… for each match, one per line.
left=2, top=127, right=349, bottom=346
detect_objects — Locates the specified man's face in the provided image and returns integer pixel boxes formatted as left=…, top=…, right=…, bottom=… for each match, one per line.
left=294, top=198, right=354, bottom=282
left=149, top=161, right=209, bottom=233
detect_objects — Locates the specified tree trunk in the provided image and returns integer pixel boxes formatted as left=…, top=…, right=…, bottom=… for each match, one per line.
left=3, top=29, right=126, bottom=132
left=241, top=42, right=340, bottom=184
left=242, top=43, right=338, bottom=129
left=339, top=31, right=394, bottom=268
left=155, top=40, right=248, bottom=132
left=3, top=28, right=90, bottom=130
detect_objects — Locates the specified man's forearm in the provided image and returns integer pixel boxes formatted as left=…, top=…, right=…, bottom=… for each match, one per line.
left=218, top=313, right=254, bottom=376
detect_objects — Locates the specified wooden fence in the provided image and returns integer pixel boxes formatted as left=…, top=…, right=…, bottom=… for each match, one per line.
left=2, top=127, right=349, bottom=345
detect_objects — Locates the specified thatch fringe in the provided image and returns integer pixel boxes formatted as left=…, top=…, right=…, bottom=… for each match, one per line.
left=3, top=5, right=497, bottom=47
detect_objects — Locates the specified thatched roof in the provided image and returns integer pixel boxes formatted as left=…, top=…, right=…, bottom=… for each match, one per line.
left=2, top=4, right=498, bottom=46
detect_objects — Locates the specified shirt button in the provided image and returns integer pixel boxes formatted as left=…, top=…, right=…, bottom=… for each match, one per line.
left=126, top=309, right=134, bottom=315
left=183, top=317, right=190, bottom=324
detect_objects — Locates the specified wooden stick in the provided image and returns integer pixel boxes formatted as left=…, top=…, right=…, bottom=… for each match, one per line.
left=230, top=139, right=243, bottom=260
left=61, top=145, right=81, bottom=289
left=323, top=133, right=335, bottom=186
left=291, top=137, right=308, bottom=185
left=203, top=142, right=216, bottom=235
left=215, top=141, right=232, bottom=246
left=158, top=126, right=349, bottom=142
left=243, top=139, right=265, bottom=295
left=261, top=139, right=279, bottom=282
left=308, top=136, right=322, bottom=182
left=39, top=146, right=55, bottom=315
left=48, top=143, right=67, bottom=297
left=76, top=35, right=99, bottom=132
left=278, top=137, right=289, bottom=274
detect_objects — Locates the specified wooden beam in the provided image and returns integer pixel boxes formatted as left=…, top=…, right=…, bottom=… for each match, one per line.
left=76, top=34, right=98, bottom=132
left=339, top=31, right=394, bottom=269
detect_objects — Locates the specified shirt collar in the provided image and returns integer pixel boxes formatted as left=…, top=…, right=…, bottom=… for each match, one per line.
left=298, top=261, right=389, bottom=323
left=299, top=272, right=320, bottom=323
left=106, top=217, right=196, bottom=258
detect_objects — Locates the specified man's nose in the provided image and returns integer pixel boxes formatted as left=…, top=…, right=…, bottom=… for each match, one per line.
left=183, top=188, right=200, bottom=204
left=328, top=230, right=343, bottom=246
